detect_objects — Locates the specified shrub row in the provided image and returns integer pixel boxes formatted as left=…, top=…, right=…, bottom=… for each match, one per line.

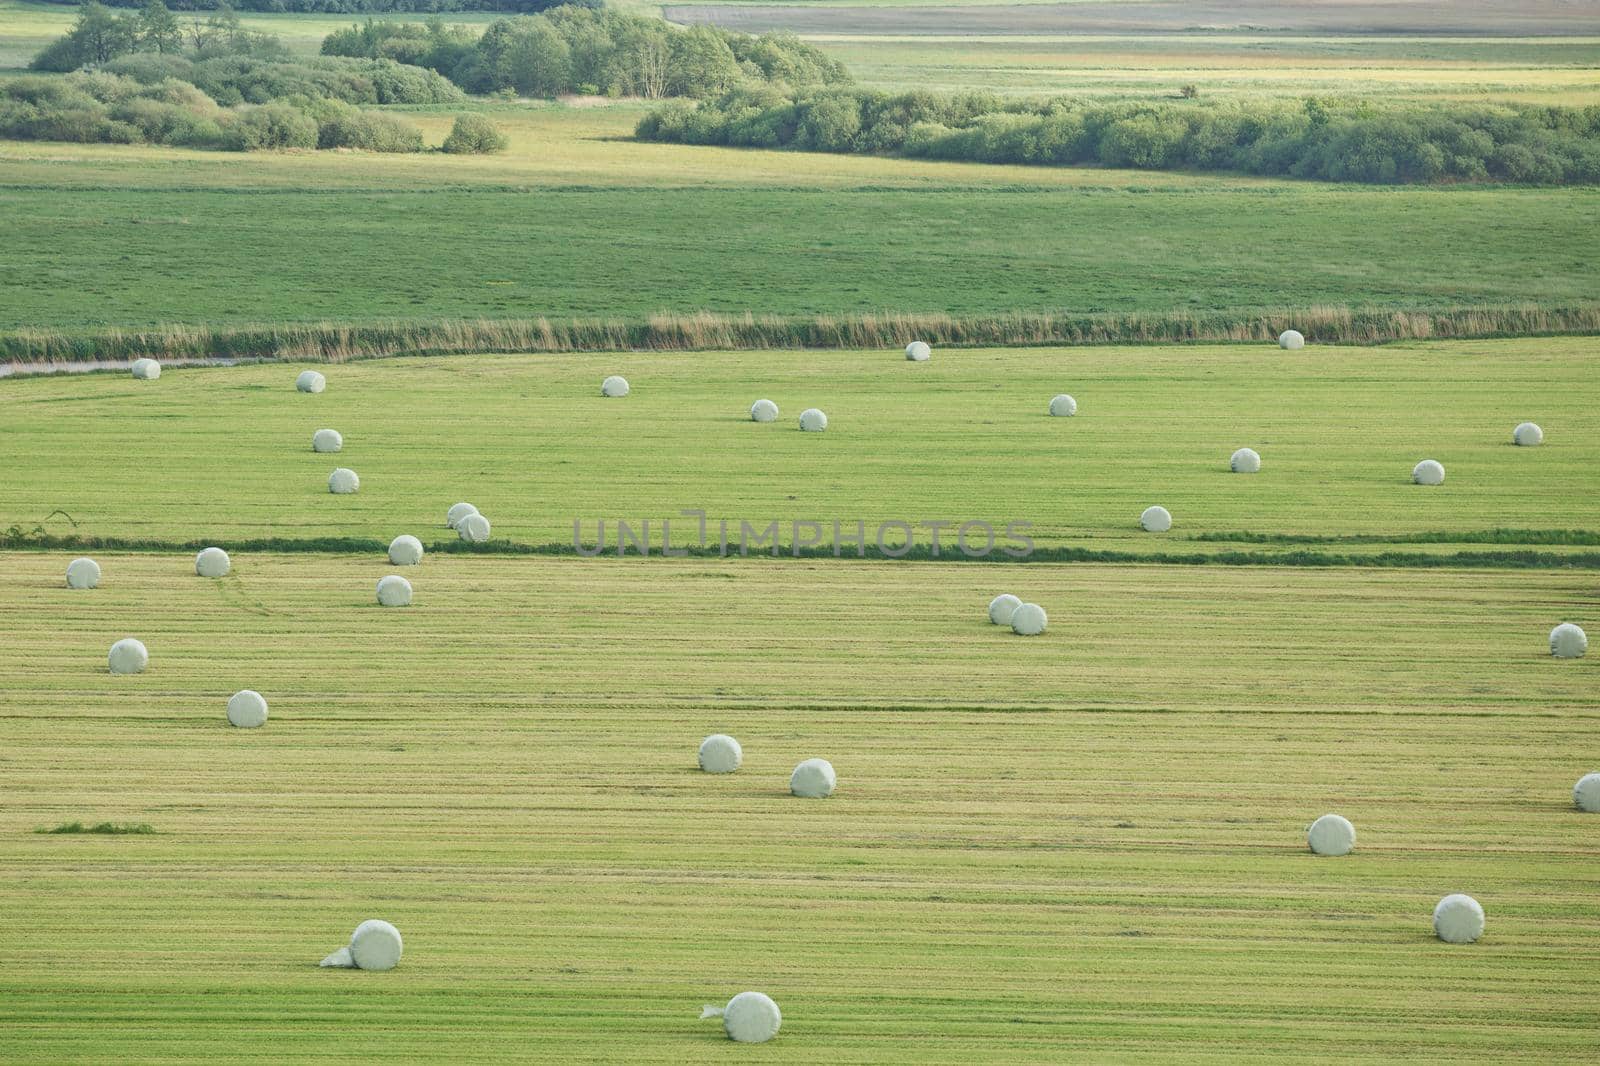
left=637, top=88, right=1600, bottom=185
left=0, top=71, right=499, bottom=152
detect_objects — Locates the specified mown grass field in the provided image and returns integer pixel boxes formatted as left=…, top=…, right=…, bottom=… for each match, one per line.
left=2, top=339, right=1597, bottom=557
left=0, top=549, right=1595, bottom=1062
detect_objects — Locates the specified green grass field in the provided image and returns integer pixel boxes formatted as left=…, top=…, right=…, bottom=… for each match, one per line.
left=2, top=130, right=1597, bottom=331
left=3, top=339, right=1597, bottom=558
left=0, top=547, right=1595, bottom=1062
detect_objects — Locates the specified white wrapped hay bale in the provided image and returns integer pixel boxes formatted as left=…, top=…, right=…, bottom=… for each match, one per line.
left=312, top=429, right=343, bottom=453
left=296, top=370, right=326, bottom=394
left=1549, top=622, right=1587, bottom=658
left=1140, top=506, right=1172, bottom=533
left=905, top=341, right=931, bottom=362
left=388, top=535, right=424, bottom=566
left=799, top=408, right=828, bottom=433
left=65, top=557, right=101, bottom=590
left=320, top=919, right=403, bottom=971
left=227, top=689, right=268, bottom=729
left=1574, top=772, right=1600, bottom=813
left=701, top=992, right=781, bottom=1044
left=698, top=734, right=742, bottom=774
left=131, top=358, right=161, bottom=380
left=1230, top=448, right=1261, bottom=473
left=601, top=375, right=629, bottom=397
left=108, top=638, right=148, bottom=675
left=1412, top=460, right=1445, bottom=486
left=790, top=758, right=836, bottom=798
left=1278, top=329, right=1304, bottom=350
left=988, top=593, right=1022, bottom=626
left=1306, top=814, right=1355, bottom=856
left=447, top=502, right=478, bottom=529
left=1433, top=894, right=1484, bottom=944
left=329, top=468, right=360, bottom=494
left=376, top=575, right=413, bottom=607
left=195, top=547, right=231, bottom=578
left=1512, top=422, right=1543, bottom=446
left=750, top=399, right=779, bottom=423
left=1048, top=394, right=1077, bottom=417
left=458, top=513, right=491, bottom=543
left=1011, top=603, right=1047, bottom=636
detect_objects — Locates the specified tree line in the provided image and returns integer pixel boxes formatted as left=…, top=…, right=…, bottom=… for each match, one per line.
left=320, top=10, right=849, bottom=99
left=11, top=1, right=506, bottom=152
left=637, top=88, right=1600, bottom=185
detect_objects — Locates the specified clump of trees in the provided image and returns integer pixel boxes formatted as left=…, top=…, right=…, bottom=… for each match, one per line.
left=321, top=9, right=850, bottom=99
left=637, top=88, right=1600, bottom=185
left=31, top=1, right=285, bottom=71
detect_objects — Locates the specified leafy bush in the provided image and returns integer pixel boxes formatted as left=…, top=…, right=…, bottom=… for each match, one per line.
left=638, top=88, right=1600, bottom=185
left=441, top=112, right=508, bottom=153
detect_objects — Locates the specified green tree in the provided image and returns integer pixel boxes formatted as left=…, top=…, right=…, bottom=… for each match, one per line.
left=139, top=0, right=183, bottom=55
left=30, top=2, right=139, bottom=70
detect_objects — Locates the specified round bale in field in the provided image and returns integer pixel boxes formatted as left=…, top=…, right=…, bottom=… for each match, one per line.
left=750, top=399, right=779, bottom=423
left=905, top=341, right=931, bottom=362
left=329, top=468, right=360, bottom=494
left=312, top=429, right=343, bottom=453
left=447, top=502, right=478, bottom=529
left=458, top=513, right=491, bottom=543
left=296, top=370, right=326, bottom=394
left=1011, top=602, right=1048, bottom=636
left=108, top=638, right=148, bottom=675
left=1549, top=622, right=1587, bottom=658
left=988, top=593, right=1022, bottom=626
left=698, top=734, right=742, bottom=773
left=66, top=557, right=101, bottom=589
left=1412, top=460, right=1445, bottom=486
left=227, top=689, right=268, bottom=728
left=131, top=358, right=161, bottom=380
left=1140, top=505, right=1173, bottom=533
left=376, top=575, right=413, bottom=607
left=1278, top=329, right=1305, bottom=350
left=1230, top=447, right=1261, bottom=473
left=799, top=408, right=828, bottom=432
left=388, top=535, right=424, bottom=566
left=195, top=547, right=231, bottom=578
left=790, top=758, right=836, bottom=798
left=1574, top=772, right=1600, bottom=813
left=1433, top=894, right=1484, bottom=944
left=1307, top=814, right=1355, bottom=856
left=601, top=375, right=629, bottom=398
left=321, top=920, right=404, bottom=971
left=702, top=992, right=782, bottom=1044
left=1513, top=422, right=1543, bottom=446
left=1048, top=394, right=1077, bottom=417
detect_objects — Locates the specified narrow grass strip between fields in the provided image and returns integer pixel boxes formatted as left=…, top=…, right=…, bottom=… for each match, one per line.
left=5, top=302, right=1598, bottom=365
left=5, top=532, right=1597, bottom=569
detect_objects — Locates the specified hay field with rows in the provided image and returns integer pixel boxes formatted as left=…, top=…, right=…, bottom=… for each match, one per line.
left=0, top=547, right=1596, bottom=1062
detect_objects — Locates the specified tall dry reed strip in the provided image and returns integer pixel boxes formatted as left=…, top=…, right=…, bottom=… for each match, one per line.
left=6, top=303, right=1598, bottom=365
